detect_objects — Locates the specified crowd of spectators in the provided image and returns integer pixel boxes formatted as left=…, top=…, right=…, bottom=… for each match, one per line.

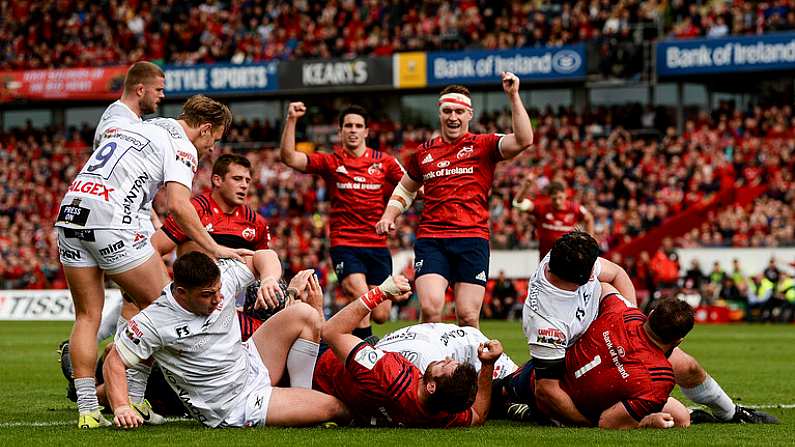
left=1, top=102, right=794, bottom=310
left=4, top=0, right=795, bottom=70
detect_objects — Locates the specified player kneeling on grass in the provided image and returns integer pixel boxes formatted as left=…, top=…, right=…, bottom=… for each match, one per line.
left=313, top=275, right=503, bottom=427
left=103, top=251, right=349, bottom=428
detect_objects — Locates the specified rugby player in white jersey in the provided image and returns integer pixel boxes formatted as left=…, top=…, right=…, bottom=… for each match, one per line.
left=55, top=95, right=253, bottom=428
left=521, top=231, right=778, bottom=426
left=103, top=252, right=348, bottom=429
left=376, top=323, right=518, bottom=380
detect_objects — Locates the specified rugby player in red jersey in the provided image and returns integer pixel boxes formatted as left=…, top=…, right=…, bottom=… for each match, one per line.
left=280, top=103, right=405, bottom=338
left=314, top=275, right=504, bottom=427
left=513, top=176, right=594, bottom=259
left=496, top=292, right=694, bottom=429
left=377, top=72, right=534, bottom=328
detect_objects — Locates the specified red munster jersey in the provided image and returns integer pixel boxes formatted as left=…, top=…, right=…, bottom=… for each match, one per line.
left=406, top=133, right=503, bottom=239
left=161, top=192, right=270, bottom=250
left=560, top=295, right=675, bottom=424
left=313, top=343, right=473, bottom=428
left=305, top=148, right=404, bottom=247
left=533, top=198, right=586, bottom=258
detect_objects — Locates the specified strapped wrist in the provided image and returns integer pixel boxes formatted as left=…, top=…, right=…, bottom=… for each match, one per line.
left=359, top=287, right=386, bottom=311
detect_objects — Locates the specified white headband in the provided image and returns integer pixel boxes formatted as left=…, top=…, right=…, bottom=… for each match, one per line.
left=438, top=93, right=472, bottom=111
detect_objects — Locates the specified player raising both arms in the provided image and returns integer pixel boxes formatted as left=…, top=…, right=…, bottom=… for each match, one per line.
left=55, top=95, right=252, bottom=428
left=377, top=72, right=533, bottom=328
left=280, top=104, right=405, bottom=338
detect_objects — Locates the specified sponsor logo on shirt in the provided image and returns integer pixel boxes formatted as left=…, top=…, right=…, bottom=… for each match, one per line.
left=67, top=180, right=115, bottom=201
left=422, top=166, right=474, bottom=181
left=456, top=145, right=474, bottom=159
left=122, top=172, right=151, bottom=225
left=354, top=346, right=385, bottom=370
left=242, top=227, right=256, bottom=241
left=336, top=182, right=382, bottom=190
left=335, top=165, right=349, bottom=174
left=57, top=198, right=91, bottom=226
left=437, top=160, right=450, bottom=168
left=440, top=328, right=466, bottom=347
left=125, top=319, right=144, bottom=345
left=176, top=150, right=198, bottom=173
left=602, top=331, right=629, bottom=379
left=421, top=153, right=434, bottom=164
left=537, top=327, right=566, bottom=347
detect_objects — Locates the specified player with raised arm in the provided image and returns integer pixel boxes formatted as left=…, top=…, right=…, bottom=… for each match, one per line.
left=280, top=104, right=404, bottom=338
left=103, top=252, right=348, bottom=429
left=376, top=322, right=518, bottom=380
left=521, top=231, right=778, bottom=426
left=513, top=176, right=594, bottom=259
left=377, top=72, right=533, bottom=328
left=55, top=95, right=252, bottom=428
left=498, top=293, right=694, bottom=429
left=314, top=276, right=503, bottom=427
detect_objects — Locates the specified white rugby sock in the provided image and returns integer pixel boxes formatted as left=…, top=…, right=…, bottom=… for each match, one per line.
left=127, top=363, right=152, bottom=404
left=681, top=376, right=736, bottom=420
left=286, top=338, right=320, bottom=389
left=75, top=377, right=99, bottom=414
left=96, top=299, right=122, bottom=343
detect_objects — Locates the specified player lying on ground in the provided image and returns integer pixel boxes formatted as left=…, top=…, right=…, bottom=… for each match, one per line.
left=313, top=275, right=503, bottom=427
left=377, top=72, right=533, bottom=329
left=375, top=322, right=518, bottom=380
left=499, top=290, right=693, bottom=429
left=103, top=252, right=349, bottom=428
left=522, top=231, right=778, bottom=425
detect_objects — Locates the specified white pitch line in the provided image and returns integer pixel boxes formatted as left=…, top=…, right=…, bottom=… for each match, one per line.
left=0, top=416, right=189, bottom=428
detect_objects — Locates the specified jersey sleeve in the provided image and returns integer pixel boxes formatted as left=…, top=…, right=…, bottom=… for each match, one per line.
left=405, top=148, right=423, bottom=183
left=163, top=137, right=198, bottom=189
left=161, top=195, right=209, bottom=243
left=621, top=394, right=668, bottom=421
left=385, top=156, right=406, bottom=185
left=599, top=293, right=632, bottom=316
left=525, top=310, right=568, bottom=361
left=304, top=152, right=332, bottom=175
left=114, top=313, right=162, bottom=368
left=345, top=343, right=409, bottom=401
left=218, top=259, right=256, bottom=300
left=445, top=408, right=474, bottom=427
left=482, top=133, right=504, bottom=162
left=254, top=215, right=271, bottom=250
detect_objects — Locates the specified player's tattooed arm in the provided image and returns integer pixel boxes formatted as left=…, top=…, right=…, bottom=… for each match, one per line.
left=279, top=102, right=309, bottom=172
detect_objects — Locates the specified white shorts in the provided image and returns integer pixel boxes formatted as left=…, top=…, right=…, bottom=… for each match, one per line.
left=56, top=227, right=155, bottom=275
left=221, top=340, right=273, bottom=428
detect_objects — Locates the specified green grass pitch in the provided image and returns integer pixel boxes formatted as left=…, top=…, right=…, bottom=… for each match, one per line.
left=0, top=320, right=792, bottom=446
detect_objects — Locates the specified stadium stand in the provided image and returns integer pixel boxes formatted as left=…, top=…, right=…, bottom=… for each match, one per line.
left=4, top=0, right=795, bottom=69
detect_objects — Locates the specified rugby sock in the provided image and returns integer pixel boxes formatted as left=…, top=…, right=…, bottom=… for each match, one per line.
left=75, top=377, right=99, bottom=413
left=286, top=338, right=320, bottom=389
left=96, top=299, right=123, bottom=343
left=352, top=326, right=373, bottom=340
left=127, top=363, right=153, bottom=404
left=681, top=376, right=736, bottom=420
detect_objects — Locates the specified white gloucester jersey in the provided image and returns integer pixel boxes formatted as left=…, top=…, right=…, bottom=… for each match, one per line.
left=114, top=259, right=256, bottom=427
left=522, top=253, right=603, bottom=361
left=55, top=118, right=197, bottom=230
left=376, top=323, right=518, bottom=379
left=92, top=101, right=156, bottom=234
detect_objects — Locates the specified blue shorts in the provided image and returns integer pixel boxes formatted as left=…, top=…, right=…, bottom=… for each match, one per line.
left=329, top=246, right=392, bottom=285
left=413, top=237, right=490, bottom=286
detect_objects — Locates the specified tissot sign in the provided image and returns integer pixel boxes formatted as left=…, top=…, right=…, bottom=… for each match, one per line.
left=279, top=57, right=393, bottom=90
left=657, top=33, right=795, bottom=77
